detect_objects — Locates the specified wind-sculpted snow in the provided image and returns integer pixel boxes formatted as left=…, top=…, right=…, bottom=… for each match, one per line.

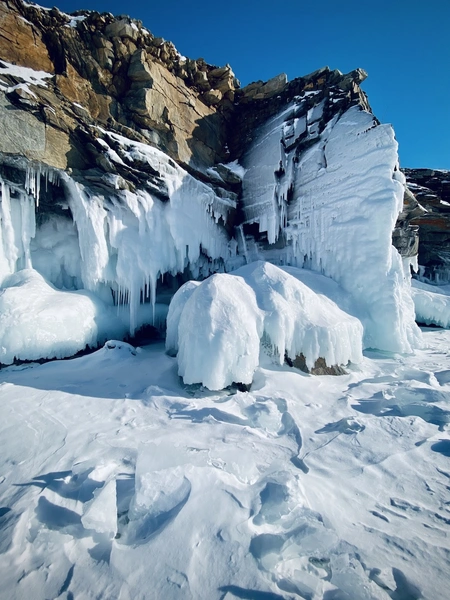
left=171, top=262, right=363, bottom=389
left=1, top=330, right=449, bottom=599
left=0, top=269, right=126, bottom=364
left=241, top=103, right=422, bottom=354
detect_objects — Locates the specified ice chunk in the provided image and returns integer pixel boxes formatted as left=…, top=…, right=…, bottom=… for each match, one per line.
left=176, top=273, right=264, bottom=390
left=81, top=480, right=117, bottom=538
left=0, top=269, right=126, bottom=365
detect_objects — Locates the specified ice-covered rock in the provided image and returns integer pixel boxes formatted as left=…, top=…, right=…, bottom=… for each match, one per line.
left=165, top=280, right=201, bottom=356
left=241, top=103, right=422, bottom=354
left=235, top=262, right=364, bottom=370
left=412, top=279, right=450, bottom=328
left=0, top=269, right=126, bottom=364
left=176, top=273, right=264, bottom=390
left=171, top=262, right=363, bottom=390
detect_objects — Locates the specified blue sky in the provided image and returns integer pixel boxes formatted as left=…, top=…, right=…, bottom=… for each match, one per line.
left=42, top=0, right=449, bottom=169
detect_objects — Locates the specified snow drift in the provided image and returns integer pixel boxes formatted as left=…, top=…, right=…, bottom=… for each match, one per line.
left=169, top=262, right=363, bottom=390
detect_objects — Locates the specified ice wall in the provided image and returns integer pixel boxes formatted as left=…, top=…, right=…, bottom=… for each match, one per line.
left=241, top=102, right=422, bottom=353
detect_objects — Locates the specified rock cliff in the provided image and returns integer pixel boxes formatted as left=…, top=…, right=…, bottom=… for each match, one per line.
left=0, top=0, right=433, bottom=363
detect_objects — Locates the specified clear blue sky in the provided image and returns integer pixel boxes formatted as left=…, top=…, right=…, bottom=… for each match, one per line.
left=41, top=0, right=449, bottom=169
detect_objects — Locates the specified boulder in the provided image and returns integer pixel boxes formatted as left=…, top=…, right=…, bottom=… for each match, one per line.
left=202, top=89, right=222, bottom=106
left=104, top=18, right=139, bottom=41
left=128, top=49, right=153, bottom=84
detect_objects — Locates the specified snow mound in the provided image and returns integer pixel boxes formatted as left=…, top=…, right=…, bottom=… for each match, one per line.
left=412, top=280, right=450, bottom=328
left=0, top=269, right=126, bottom=364
left=170, top=262, right=363, bottom=389
left=176, top=273, right=264, bottom=390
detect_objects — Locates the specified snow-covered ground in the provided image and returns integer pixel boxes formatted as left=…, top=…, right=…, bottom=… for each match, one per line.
left=1, top=329, right=449, bottom=600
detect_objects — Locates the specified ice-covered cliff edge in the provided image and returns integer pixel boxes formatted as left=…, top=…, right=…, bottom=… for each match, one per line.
left=0, top=1, right=424, bottom=366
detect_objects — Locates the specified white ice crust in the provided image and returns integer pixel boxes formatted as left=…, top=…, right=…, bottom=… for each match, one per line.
left=171, top=262, right=363, bottom=389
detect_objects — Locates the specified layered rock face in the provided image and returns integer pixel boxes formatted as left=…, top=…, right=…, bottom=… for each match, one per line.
left=0, top=0, right=424, bottom=363
left=403, top=168, right=450, bottom=283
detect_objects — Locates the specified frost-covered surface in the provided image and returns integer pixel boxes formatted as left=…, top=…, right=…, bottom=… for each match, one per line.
left=1, top=329, right=450, bottom=599
left=412, top=279, right=450, bottom=328
left=241, top=103, right=421, bottom=354
left=0, top=269, right=126, bottom=364
left=171, top=263, right=363, bottom=389
left=177, top=273, right=263, bottom=390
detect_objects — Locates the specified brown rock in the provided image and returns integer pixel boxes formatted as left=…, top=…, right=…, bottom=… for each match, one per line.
left=0, top=2, right=54, bottom=73
left=202, top=89, right=222, bottom=106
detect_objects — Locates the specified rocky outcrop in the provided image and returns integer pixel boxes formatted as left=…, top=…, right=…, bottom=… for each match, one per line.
left=0, top=0, right=427, bottom=367
left=403, top=168, right=450, bottom=282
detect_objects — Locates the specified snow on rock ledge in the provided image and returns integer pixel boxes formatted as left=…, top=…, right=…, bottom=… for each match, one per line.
left=169, top=262, right=363, bottom=390
left=0, top=269, right=126, bottom=364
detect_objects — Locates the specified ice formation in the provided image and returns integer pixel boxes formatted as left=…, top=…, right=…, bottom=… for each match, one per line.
left=62, top=132, right=236, bottom=334
left=165, top=280, right=201, bottom=356
left=0, top=269, right=125, bottom=364
left=171, top=262, right=363, bottom=389
left=241, top=103, right=422, bottom=353
left=411, top=279, right=450, bottom=328
left=0, top=97, right=424, bottom=365
left=0, top=178, right=35, bottom=284
left=176, top=273, right=264, bottom=390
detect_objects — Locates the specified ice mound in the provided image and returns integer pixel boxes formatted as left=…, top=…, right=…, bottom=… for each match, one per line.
left=168, top=262, right=363, bottom=390
left=412, top=280, right=450, bottom=328
left=176, top=273, right=264, bottom=390
left=236, top=262, right=364, bottom=369
left=0, top=269, right=126, bottom=364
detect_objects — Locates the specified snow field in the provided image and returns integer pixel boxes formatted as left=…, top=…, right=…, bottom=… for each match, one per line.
left=0, top=329, right=449, bottom=599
